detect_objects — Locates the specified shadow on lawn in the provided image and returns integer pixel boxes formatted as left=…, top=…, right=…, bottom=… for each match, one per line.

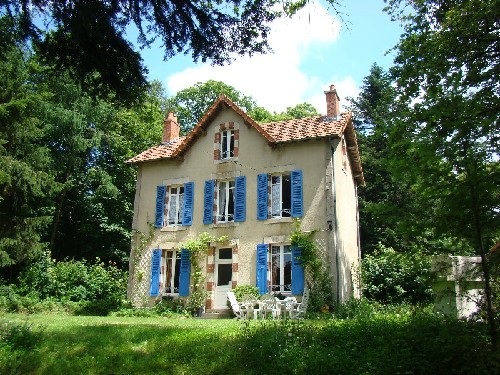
left=11, top=314, right=500, bottom=375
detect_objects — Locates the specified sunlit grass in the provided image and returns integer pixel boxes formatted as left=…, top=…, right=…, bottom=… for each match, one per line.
left=1, top=312, right=498, bottom=375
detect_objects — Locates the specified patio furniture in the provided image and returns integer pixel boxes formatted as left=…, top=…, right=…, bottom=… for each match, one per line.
left=256, top=296, right=280, bottom=320
left=278, top=297, right=298, bottom=319
left=227, top=291, right=252, bottom=319
left=241, top=294, right=259, bottom=319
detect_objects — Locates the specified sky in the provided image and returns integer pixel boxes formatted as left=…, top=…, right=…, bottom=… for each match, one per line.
left=135, top=0, right=404, bottom=114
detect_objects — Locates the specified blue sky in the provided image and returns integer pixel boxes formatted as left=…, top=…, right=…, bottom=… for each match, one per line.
left=136, top=0, right=404, bottom=113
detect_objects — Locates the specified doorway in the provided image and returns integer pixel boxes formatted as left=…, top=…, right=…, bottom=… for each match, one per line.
left=213, top=248, right=233, bottom=309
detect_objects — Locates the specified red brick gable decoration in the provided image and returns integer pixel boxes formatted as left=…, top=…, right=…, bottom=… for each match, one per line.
left=126, top=89, right=364, bottom=185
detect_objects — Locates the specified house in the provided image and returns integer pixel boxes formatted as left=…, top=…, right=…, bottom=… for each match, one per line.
left=126, top=85, right=364, bottom=310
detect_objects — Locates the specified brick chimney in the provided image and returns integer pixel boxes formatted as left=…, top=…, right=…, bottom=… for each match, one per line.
left=324, top=84, right=340, bottom=119
left=162, top=112, right=180, bottom=143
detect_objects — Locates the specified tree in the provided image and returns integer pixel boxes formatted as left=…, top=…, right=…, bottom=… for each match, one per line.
left=1, top=0, right=342, bottom=102
left=0, top=17, right=60, bottom=271
left=251, top=102, right=320, bottom=123
left=349, top=64, right=417, bottom=255
left=165, top=80, right=257, bottom=133
left=385, top=0, right=499, bottom=350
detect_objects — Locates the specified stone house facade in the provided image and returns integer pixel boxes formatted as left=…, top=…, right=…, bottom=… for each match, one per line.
left=126, top=85, right=364, bottom=310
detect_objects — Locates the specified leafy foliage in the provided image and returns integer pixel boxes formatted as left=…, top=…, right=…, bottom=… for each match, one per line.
left=1, top=0, right=342, bottom=102
left=232, top=285, right=260, bottom=301
left=165, top=80, right=258, bottom=132
left=290, top=219, right=334, bottom=311
left=9, top=253, right=128, bottom=315
left=360, top=244, right=433, bottom=304
left=181, top=233, right=228, bottom=310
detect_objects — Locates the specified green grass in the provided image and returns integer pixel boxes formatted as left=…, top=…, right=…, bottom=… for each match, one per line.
left=1, top=312, right=498, bottom=375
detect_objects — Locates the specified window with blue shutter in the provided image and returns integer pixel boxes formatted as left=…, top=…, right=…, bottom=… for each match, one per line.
left=149, top=249, right=162, bottom=296
left=178, top=249, right=191, bottom=296
left=234, top=176, right=246, bottom=222
left=203, top=180, right=214, bottom=224
left=256, top=244, right=268, bottom=294
left=182, top=182, right=194, bottom=226
left=257, top=174, right=268, bottom=220
left=291, top=245, right=305, bottom=295
left=291, top=169, right=303, bottom=217
left=154, top=186, right=166, bottom=228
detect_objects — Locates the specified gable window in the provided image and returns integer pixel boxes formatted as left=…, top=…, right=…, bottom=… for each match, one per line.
left=271, top=245, right=292, bottom=293
left=217, top=180, right=235, bottom=222
left=166, top=186, right=184, bottom=226
left=214, top=122, right=239, bottom=162
left=271, top=174, right=292, bottom=218
left=220, top=130, right=235, bottom=159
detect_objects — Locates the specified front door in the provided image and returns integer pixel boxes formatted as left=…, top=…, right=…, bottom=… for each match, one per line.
left=214, top=248, right=233, bottom=309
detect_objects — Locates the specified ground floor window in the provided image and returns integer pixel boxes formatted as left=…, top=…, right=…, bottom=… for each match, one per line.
left=271, top=244, right=292, bottom=293
left=162, top=250, right=181, bottom=295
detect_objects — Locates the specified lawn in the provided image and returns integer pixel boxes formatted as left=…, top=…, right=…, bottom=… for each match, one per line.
left=1, top=312, right=498, bottom=375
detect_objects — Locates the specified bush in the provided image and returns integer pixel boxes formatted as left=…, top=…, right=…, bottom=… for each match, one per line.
left=232, top=285, right=260, bottom=301
left=13, top=254, right=128, bottom=315
left=361, top=244, right=432, bottom=304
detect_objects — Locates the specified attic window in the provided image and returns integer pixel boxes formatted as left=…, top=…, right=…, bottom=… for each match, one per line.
left=214, top=122, right=239, bottom=162
left=220, top=130, right=234, bottom=159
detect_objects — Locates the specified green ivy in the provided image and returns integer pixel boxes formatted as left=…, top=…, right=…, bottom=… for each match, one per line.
left=289, top=219, right=334, bottom=312
left=181, top=233, right=228, bottom=310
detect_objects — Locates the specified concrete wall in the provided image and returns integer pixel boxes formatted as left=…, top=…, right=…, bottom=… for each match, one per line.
left=432, top=255, right=484, bottom=319
left=128, top=108, right=360, bottom=307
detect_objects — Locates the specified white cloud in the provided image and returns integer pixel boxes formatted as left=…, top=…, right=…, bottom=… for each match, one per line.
left=166, top=0, right=347, bottom=113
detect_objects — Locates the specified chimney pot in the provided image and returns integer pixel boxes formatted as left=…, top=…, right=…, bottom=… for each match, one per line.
left=162, top=112, right=180, bottom=143
left=324, top=84, right=340, bottom=119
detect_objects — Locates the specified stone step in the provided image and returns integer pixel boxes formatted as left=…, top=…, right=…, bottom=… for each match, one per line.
left=199, top=309, right=233, bottom=319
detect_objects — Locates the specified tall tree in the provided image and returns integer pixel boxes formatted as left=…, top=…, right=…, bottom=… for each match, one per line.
left=385, top=0, right=499, bottom=349
left=1, top=0, right=342, bottom=102
left=349, top=64, right=414, bottom=255
left=0, top=17, right=60, bottom=272
left=165, top=80, right=257, bottom=133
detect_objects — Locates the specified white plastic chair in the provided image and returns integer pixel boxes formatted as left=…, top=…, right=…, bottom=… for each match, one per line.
left=280, top=297, right=298, bottom=319
left=227, top=291, right=251, bottom=319
left=256, top=296, right=280, bottom=320
left=290, top=288, right=309, bottom=319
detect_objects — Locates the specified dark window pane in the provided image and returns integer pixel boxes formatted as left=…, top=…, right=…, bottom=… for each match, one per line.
left=219, top=248, right=232, bottom=259
left=217, top=264, right=232, bottom=286
left=282, top=175, right=291, bottom=217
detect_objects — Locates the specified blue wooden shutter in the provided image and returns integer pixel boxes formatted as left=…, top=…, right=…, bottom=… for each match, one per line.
left=178, top=249, right=191, bottom=296
left=291, top=245, right=305, bottom=295
left=257, top=174, right=268, bottom=220
left=182, top=182, right=194, bottom=226
left=203, top=180, right=214, bottom=224
left=234, top=176, right=246, bottom=222
left=256, top=244, right=268, bottom=294
left=291, top=170, right=303, bottom=217
left=149, top=249, right=162, bottom=296
left=154, top=185, right=166, bottom=228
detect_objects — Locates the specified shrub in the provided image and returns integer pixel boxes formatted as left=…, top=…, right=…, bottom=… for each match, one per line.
left=232, top=285, right=260, bottom=301
left=15, top=254, right=128, bottom=315
left=361, top=244, right=432, bottom=304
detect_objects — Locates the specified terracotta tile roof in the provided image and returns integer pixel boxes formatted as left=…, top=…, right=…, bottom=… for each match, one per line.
left=125, top=137, right=186, bottom=164
left=260, top=113, right=350, bottom=142
left=125, top=95, right=364, bottom=185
